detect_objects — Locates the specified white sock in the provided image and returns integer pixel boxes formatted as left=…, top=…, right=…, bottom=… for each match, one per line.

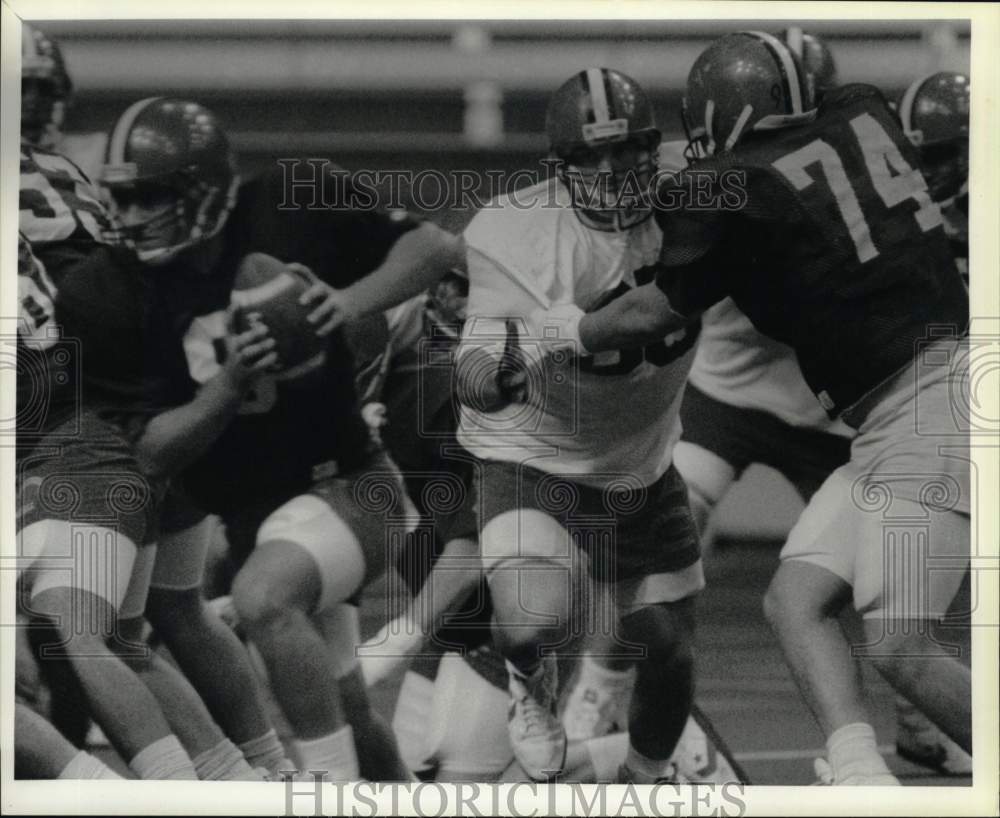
left=624, top=743, right=675, bottom=783
left=827, top=722, right=893, bottom=781
left=585, top=732, right=630, bottom=782
left=59, top=750, right=122, bottom=779
left=579, top=653, right=635, bottom=687
left=129, top=735, right=198, bottom=780
left=193, top=737, right=262, bottom=780
left=293, top=725, right=360, bottom=781
left=239, top=728, right=291, bottom=777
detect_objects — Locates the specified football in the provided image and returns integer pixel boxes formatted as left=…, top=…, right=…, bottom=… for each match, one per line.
left=230, top=252, right=328, bottom=375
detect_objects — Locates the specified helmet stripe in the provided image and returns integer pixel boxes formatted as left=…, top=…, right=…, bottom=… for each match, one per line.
left=898, top=73, right=933, bottom=135
left=107, top=97, right=164, bottom=165
left=586, top=67, right=611, bottom=124
left=784, top=26, right=805, bottom=60
left=747, top=31, right=803, bottom=115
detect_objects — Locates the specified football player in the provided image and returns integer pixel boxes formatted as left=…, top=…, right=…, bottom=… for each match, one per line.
left=561, top=27, right=850, bottom=755
left=98, top=97, right=463, bottom=782
left=17, top=160, right=197, bottom=778
left=898, top=71, right=970, bottom=282
left=454, top=68, right=705, bottom=783
left=891, top=69, right=972, bottom=776
left=531, top=32, right=971, bottom=785
left=20, top=24, right=72, bottom=150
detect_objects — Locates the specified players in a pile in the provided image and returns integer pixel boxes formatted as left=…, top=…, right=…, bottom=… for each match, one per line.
left=527, top=31, right=971, bottom=786
left=97, top=96, right=463, bottom=781
left=454, top=68, right=705, bottom=784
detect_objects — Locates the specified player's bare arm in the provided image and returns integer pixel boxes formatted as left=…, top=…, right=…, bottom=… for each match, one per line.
left=134, top=307, right=277, bottom=479
left=301, top=223, right=465, bottom=336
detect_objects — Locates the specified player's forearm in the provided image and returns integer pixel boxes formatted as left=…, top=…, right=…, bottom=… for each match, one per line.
left=578, top=282, right=688, bottom=352
left=134, top=377, right=244, bottom=479
left=341, top=223, right=464, bottom=319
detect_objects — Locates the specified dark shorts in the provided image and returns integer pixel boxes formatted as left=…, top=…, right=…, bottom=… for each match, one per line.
left=16, top=410, right=160, bottom=547
left=679, top=384, right=852, bottom=500
left=220, top=448, right=413, bottom=606
left=476, top=459, right=704, bottom=611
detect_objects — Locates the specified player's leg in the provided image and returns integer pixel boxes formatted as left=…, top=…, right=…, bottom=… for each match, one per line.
left=316, top=604, right=411, bottom=781
left=144, top=504, right=288, bottom=777
left=479, top=463, right=581, bottom=780
left=24, top=521, right=196, bottom=779
left=893, top=569, right=972, bottom=773
left=672, top=442, right=738, bottom=539
left=360, top=533, right=481, bottom=687
left=854, top=506, right=972, bottom=754
left=230, top=495, right=360, bottom=780
left=15, top=702, right=122, bottom=780
left=763, top=469, right=898, bottom=785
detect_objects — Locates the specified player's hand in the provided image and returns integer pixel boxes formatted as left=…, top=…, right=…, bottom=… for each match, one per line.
left=295, top=264, right=351, bottom=338
left=220, top=304, right=279, bottom=391
left=361, top=401, right=388, bottom=431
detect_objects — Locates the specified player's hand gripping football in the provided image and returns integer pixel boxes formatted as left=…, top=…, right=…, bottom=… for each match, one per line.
left=296, top=263, right=351, bottom=338
left=219, top=303, right=280, bottom=393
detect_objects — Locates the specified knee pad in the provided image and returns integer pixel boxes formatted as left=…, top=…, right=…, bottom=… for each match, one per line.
left=22, top=520, right=142, bottom=617
left=257, top=495, right=365, bottom=613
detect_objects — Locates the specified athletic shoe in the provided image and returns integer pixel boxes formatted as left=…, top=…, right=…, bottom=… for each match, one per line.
left=507, top=655, right=566, bottom=780
left=813, top=757, right=900, bottom=786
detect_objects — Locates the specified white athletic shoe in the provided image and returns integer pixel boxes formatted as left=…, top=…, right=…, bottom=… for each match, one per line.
left=561, top=667, right=634, bottom=741
left=812, top=757, right=900, bottom=786
left=895, top=699, right=972, bottom=775
left=507, top=655, right=567, bottom=780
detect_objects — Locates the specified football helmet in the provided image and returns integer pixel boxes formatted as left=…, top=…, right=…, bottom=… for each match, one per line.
left=683, top=31, right=815, bottom=157
left=101, top=97, right=238, bottom=264
left=546, top=68, right=661, bottom=221
left=21, top=24, right=73, bottom=148
left=782, top=27, right=838, bottom=104
left=898, top=71, right=970, bottom=206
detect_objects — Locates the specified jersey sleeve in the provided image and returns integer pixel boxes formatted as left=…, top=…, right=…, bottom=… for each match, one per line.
left=240, top=166, right=423, bottom=288
left=651, top=170, right=736, bottom=316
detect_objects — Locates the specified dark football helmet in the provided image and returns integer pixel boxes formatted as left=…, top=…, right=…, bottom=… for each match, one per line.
left=21, top=24, right=73, bottom=148
left=782, top=27, right=838, bottom=104
left=546, top=68, right=661, bottom=220
left=683, top=31, right=815, bottom=157
left=100, top=97, right=238, bottom=264
left=898, top=71, right=970, bottom=206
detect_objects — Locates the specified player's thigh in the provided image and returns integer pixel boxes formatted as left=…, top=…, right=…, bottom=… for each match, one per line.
left=672, top=441, right=738, bottom=509
left=476, top=459, right=581, bottom=583
left=854, top=506, right=970, bottom=626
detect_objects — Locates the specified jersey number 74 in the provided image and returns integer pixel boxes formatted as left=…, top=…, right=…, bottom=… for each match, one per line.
left=772, top=112, right=942, bottom=263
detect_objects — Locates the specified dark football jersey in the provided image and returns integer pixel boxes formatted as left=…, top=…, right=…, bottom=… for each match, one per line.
left=152, top=165, right=421, bottom=513
left=654, top=84, right=969, bottom=418
left=18, top=145, right=158, bottom=438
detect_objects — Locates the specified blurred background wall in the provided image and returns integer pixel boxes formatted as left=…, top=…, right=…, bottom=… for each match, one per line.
left=34, top=17, right=971, bottom=540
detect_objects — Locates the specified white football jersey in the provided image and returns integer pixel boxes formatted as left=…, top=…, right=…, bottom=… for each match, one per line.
left=457, top=179, right=697, bottom=489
